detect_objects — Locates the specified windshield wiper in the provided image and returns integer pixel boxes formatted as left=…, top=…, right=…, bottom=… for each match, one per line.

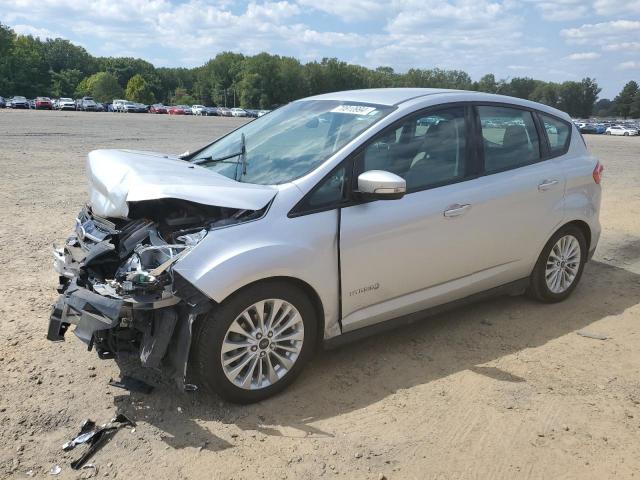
left=193, top=151, right=243, bottom=165
left=193, top=133, right=247, bottom=174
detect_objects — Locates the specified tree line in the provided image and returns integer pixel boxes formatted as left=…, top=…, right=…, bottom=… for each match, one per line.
left=0, top=22, right=637, bottom=117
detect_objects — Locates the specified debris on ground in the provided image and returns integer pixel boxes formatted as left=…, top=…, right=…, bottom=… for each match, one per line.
left=61, top=413, right=135, bottom=470
left=577, top=330, right=609, bottom=341
left=108, top=376, right=154, bottom=394
left=49, top=464, right=62, bottom=475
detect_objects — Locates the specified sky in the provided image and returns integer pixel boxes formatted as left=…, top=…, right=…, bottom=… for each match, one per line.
left=2, top=0, right=640, bottom=98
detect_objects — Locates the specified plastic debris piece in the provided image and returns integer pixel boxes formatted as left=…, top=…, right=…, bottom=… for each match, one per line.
left=49, top=465, right=62, bottom=475
left=108, top=376, right=154, bottom=394
left=577, top=330, right=608, bottom=341
left=69, top=413, right=135, bottom=470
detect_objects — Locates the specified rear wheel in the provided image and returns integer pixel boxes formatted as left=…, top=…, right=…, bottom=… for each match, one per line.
left=193, top=281, right=317, bottom=403
left=527, top=225, right=587, bottom=302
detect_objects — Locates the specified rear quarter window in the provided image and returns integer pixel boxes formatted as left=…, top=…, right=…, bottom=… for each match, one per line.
left=540, top=114, right=571, bottom=156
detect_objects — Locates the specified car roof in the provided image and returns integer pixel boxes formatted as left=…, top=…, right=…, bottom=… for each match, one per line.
left=302, top=88, right=571, bottom=119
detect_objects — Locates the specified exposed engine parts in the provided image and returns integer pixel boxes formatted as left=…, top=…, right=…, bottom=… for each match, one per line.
left=48, top=199, right=265, bottom=387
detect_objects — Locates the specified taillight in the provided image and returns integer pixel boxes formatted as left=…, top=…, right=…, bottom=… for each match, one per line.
left=593, top=161, right=603, bottom=184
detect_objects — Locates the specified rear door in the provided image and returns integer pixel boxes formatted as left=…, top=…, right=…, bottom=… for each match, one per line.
left=468, top=104, right=566, bottom=277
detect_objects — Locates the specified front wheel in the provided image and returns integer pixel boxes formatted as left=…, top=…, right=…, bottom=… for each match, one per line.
left=527, top=225, right=587, bottom=302
left=193, top=281, right=317, bottom=403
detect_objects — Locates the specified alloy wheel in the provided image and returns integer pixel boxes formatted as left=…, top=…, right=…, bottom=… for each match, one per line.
left=545, top=235, right=581, bottom=294
left=221, top=299, right=305, bottom=390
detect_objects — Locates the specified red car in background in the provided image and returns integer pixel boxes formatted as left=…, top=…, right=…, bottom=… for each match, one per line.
left=167, top=105, right=185, bottom=115
left=149, top=104, right=167, bottom=114
left=35, top=97, right=53, bottom=110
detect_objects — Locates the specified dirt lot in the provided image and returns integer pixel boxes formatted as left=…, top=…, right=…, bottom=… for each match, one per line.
left=1, top=109, right=639, bottom=480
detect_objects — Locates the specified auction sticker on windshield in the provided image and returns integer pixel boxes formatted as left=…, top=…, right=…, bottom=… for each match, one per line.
left=331, top=105, right=377, bottom=115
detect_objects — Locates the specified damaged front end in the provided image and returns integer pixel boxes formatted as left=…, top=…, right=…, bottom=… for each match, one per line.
left=48, top=199, right=263, bottom=389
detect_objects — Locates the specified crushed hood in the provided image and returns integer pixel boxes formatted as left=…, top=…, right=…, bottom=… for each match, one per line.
left=86, top=149, right=277, bottom=218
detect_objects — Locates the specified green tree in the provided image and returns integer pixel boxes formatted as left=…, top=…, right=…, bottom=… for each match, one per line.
left=76, top=72, right=123, bottom=102
left=170, top=87, right=196, bottom=105
left=51, top=68, right=83, bottom=97
left=125, top=74, right=155, bottom=103
left=8, top=35, right=49, bottom=97
left=506, top=77, right=537, bottom=100
left=578, top=77, right=601, bottom=117
left=530, top=82, right=559, bottom=108
left=0, top=23, right=16, bottom=94
left=593, top=98, right=615, bottom=117
left=476, top=74, right=498, bottom=93
left=614, top=81, right=639, bottom=118
left=630, top=91, right=640, bottom=119
left=42, top=38, right=94, bottom=75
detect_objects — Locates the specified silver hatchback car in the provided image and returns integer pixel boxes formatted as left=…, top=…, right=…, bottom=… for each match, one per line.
left=48, top=88, right=602, bottom=403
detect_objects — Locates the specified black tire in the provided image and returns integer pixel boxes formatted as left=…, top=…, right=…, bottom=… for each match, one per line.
left=193, top=280, right=317, bottom=404
left=527, top=224, right=587, bottom=303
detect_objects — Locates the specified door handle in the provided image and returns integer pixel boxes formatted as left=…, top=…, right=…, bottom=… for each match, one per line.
left=443, top=203, right=471, bottom=217
left=538, top=179, right=559, bottom=191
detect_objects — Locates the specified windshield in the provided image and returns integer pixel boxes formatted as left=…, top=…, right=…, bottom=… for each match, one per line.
left=192, top=100, right=394, bottom=185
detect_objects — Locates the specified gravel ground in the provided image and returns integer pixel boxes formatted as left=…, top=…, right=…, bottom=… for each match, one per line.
left=1, top=109, right=639, bottom=480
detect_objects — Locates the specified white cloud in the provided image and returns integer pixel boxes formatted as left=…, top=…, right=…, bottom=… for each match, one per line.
left=566, top=52, right=601, bottom=60
left=561, top=20, right=640, bottom=44
left=11, top=24, right=63, bottom=39
left=528, top=0, right=589, bottom=21
left=618, top=61, right=640, bottom=70
left=602, top=42, right=640, bottom=51
left=593, top=0, right=640, bottom=16
left=295, top=0, right=386, bottom=21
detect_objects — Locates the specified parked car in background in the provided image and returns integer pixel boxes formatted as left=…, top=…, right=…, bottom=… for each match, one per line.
left=257, top=109, right=270, bottom=117
left=57, top=98, right=76, bottom=111
left=149, top=104, right=167, bottom=114
left=192, top=104, right=206, bottom=115
left=606, top=125, right=638, bottom=136
left=28, top=99, right=36, bottom=109
left=47, top=88, right=602, bottom=404
left=80, top=97, right=98, bottom=111
left=0, top=96, right=5, bottom=108
left=8, top=96, right=29, bottom=109
left=112, top=99, right=126, bottom=112
left=202, top=106, right=218, bottom=116
left=178, top=105, right=193, bottom=115
left=35, top=97, right=53, bottom=110
left=579, top=124, right=599, bottom=134
left=217, top=107, right=232, bottom=117
left=167, top=105, right=185, bottom=115
left=119, top=101, right=138, bottom=113
left=230, top=107, right=247, bottom=117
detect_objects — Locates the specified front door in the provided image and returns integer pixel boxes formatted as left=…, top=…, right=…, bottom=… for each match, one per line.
left=340, top=105, right=489, bottom=331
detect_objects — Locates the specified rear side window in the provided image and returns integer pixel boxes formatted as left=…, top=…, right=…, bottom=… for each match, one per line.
left=540, top=114, right=570, bottom=155
left=478, top=106, right=540, bottom=174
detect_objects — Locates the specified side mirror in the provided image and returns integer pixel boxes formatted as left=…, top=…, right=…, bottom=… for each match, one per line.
left=357, top=170, right=406, bottom=201
left=178, top=151, right=190, bottom=159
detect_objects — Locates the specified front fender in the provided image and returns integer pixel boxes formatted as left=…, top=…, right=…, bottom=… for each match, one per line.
left=173, top=209, right=341, bottom=339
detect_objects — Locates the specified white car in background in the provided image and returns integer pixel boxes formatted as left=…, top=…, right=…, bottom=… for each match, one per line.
left=192, top=105, right=206, bottom=115
left=112, top=99, right=126, bottom=112
left=605, top=125, right=638, bottom=136
left=230, top=107, right=247, bottom=117
left=57, top=98, right=76, bottom=111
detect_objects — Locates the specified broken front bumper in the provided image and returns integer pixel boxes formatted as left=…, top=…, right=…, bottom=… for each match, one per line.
left=47, top=208, right=213, bottom=388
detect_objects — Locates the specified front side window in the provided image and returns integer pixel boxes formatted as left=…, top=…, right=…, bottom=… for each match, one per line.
left=356, top=107, right=468, bottom=191
left=478, top=106, right=540, bottom=174
left=540, top=114, right=570, bottom=155
left=192, top=100, right=394, bottom=185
